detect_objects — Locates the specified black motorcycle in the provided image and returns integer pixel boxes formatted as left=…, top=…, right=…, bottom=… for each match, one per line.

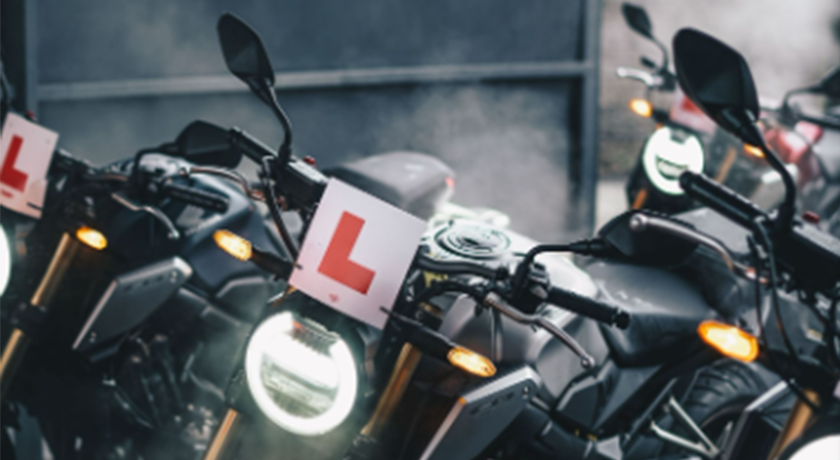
left=0, top=120, right=300, bottom=459
left=196, top=13, right=776, bottom=460
left=615, top=28, right=840, bottom=460
left=617, top=3, right=805, bottom=215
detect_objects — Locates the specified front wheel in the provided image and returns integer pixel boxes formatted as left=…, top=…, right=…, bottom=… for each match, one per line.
left=655, top=360, right=767, bottom=458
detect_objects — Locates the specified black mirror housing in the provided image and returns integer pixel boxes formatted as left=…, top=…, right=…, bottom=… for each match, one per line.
left=621, top=3, right=653, bottom=39
left=175, top=120, right=242, bottom=168
left=218, top=13, right=275, bottom=89
left=673, top=28, right=763, bottom=146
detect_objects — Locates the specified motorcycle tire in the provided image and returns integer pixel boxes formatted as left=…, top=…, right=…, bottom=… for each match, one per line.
left=657, top=359, right=767, bottom=457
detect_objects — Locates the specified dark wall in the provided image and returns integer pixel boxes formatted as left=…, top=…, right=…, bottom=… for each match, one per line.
left=34, top=0, right=587, bottom=242
left=39, top=0, right=582, bottom=81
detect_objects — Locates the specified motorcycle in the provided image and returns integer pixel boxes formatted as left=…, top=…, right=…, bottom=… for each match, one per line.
left=612, top=28, right=840, bottom=460
left=0, top=102, right=468, bottom=460
left=197, top=13, right=776, bottom=460
left=617, top=3, right=819, bottom=215
left=0, top=119, right=298, bottom=459
left=762, top=67, right=840, bottom=236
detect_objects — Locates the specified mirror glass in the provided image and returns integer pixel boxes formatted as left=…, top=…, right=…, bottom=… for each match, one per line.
left=673, top=28, right=760, bottom=142
left=621, top=3, right=653, bottom=39
left=818, top=66, right=840, bottom=99
left=217, top=13, right=275, bottom=86
left=175, top=120, right=242, bottom=168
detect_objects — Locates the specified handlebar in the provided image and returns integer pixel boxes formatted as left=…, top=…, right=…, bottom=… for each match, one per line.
left=679, top=172, right=767, bottom=229
left=616, top=67, right=663, bottom=88
left=677, top=171, right=840, bottom=293
left=795, top=111, right=840, bottom=131
left=544, top=286, right=630, bottom=329
left=414, top=253, right=630, bottom=330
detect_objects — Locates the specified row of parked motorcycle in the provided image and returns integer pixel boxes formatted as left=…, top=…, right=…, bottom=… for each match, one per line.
left=0, top=4, right=838, bottom=460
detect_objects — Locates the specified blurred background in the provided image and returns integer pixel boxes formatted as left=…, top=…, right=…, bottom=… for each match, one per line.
left=2, top=0, right=839, bottom=239
left=598, top=0, right=840, bottom=225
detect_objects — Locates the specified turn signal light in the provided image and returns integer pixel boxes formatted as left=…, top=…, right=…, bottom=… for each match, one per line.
left=447, top=346, right=496, bottom=377
left=629, top=98, right=653, bottom=118
left=214, top=230, right=252, bottom=261
left=744, top=144, right=765, bottom=158
left=76, top=226, right=107, bottom=250
left=697, top=320, right=759, bottom=362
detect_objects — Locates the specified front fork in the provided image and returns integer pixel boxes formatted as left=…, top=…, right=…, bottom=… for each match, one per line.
left=0, top=232, right=80, bottom=399
left=766, top=389, right=820, bottom=460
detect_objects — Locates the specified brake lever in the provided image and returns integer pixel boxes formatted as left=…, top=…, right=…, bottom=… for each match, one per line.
left=110, top=192, right=180, bottom=240
left=629, top=213, right=766, bottom=284
left=482, top=292, right=595, bottom=369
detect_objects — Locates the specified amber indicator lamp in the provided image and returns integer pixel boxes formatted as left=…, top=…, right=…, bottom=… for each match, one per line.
left=629, top=98, right=653, bottom=118
left=75, top=226, right=108, bottom=250
left=448, top=346, right=496, bottom=377
left=214, top=230, right=252, bottom=261
left=697, top=320, right=759, bottom=362
left=743, top=144, right=765, bottom=159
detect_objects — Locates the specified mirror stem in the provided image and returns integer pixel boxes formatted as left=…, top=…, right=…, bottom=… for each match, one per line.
left=754, top=132, right=796, bottom=231
left=653, top=39, right=669, bottom=72
left=251, top=78, right=294, bottom=164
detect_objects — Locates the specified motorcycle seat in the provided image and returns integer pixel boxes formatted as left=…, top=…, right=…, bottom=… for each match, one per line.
left=324, top=151, right=455, bottom=220
left=814, top=128, right=840, bottom=181
left=584, top=261, right=713, bottom=368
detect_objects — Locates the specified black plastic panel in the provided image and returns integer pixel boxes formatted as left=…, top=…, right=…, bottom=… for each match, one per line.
left=585, top=261, right=712, bottom=367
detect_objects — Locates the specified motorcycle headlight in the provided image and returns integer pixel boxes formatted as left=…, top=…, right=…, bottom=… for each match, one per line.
left=245, top=312, right=358, bottom=436
left=0, top=229, right=11, bottom=297
left=787, top=434, right=840, bottom=460
left=641, top=126, right=705, bottom=195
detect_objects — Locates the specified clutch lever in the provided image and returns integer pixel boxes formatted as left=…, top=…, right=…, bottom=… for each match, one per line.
left=110, top=192, right=179, bottom=240
left=482, top=292, right=595, bottom=369
left=629, top=213, right=765, bottom=283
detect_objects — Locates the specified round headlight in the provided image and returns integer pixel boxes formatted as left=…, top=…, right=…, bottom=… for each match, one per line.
left=245, top=312, right=358, bottom=436
left=0, top=229, right=11, bottom=297
left=786, top=434, right=840, bottom=460
left=641, top=126, right=705, bottom=196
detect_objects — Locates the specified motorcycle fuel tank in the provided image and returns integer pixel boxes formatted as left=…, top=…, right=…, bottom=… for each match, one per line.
left=414, top=219, right=609, bottom=403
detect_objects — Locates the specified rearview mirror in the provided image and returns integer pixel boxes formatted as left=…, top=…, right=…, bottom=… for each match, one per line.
left=673, top=28, right=761, bottom=146
left=216, top=12, right=293, bottom=159
left=217, top=13, right=275, bottom=103
left=816, top=66, right=840, bottom=99
left=174, top=121, right=241, bottom=168
left=674, top=28, right=797, bottom=229
left=621, top=3, right=653, bottom=39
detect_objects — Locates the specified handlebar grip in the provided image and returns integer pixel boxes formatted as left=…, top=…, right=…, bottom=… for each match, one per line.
left=679, top=172, right=767, bottom=228
left=546, top=286, right=630, bottom=329
left=162, top=183, right=229, bottom=213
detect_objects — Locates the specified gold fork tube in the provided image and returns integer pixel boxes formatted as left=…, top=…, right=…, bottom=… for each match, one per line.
left=1, top=233, right=80, bottom=399
left=361, top=343, right=424, bottom=439
left=714, top=146, right=739, bottom=184
left=201, top=409, right=243, bottom=460
left=766, top=389, right=820, bottom=460
left=201, top=284, right=297, bottom=460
